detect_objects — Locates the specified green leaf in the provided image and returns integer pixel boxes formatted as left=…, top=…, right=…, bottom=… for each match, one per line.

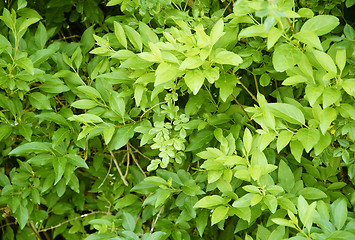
left=331, top=198, right=347, bottom=230
left=282, top=75, right=308, bottom=85
left=76, top=86, right=102, bottom=99
left=17, top=124, right=32, bottom=141
left=71, top=99, right=98, bottom=109
left=313, top=50, right=337, bottom=74
left=268, top=226, right=285, bottom=240
left=0, top=125, right=12, bottom=142
left=273, top=44, right=302, bottom=72
left=215, top=73, right=238, bottom=102
left=267, top=27, right=283, bottom=50
left=194, top=195, right=225, bottom=208
left=124, top=25, right=142, bottom=51
left=108, top=125, right=135, bottom=150
left=211, top=206, right=229, bottom=225
left=277, top=130, right=293, bottom=153
left=15, top=203, right=29, bottom=229
left=342, top=79, right=355, bottom=97
left=184, top=70, right=205, bottom=95
left=344, top=24, right=355, bottom=40
left=139, top=22, right=159, bottom=45
left=298, top=187, right=327, bottom=200
left=319, top=107, right=337, bottom=135
left=301, top=15, right=339, bottom=36
left=210, top=18, right=224, bottom=45
left=238, top=24, right=268, bottom=39
left=278, top=160, right=295, bottom=192
left=114, top=21, right=127, bottom=49
left=155, top=62, right=179, bottom=86
left=294, top=30, right=323, bottom=50
left=103, top=126, right=115, bottom=145
left=122, top=212, right=136, bottom=231
left=243, top=128, right=253, bottom=155
left=196, top=210, right=208, bottom=237
left=28, top=92, right=51, bottom=110
left=9, top=142, right=52, bottom=155
left=290, top=140, right=303, bottom=162
left=296, top=128, right=320, bottom=153
left=180, top=56, right=204, bottom=70
left=52, top=128, right=69, bottom=148
left=109, top=92, right=125, bottom=120
left=52, top=156, right=67, bottom=185
left=155, top=190, right=171, bottom=207
left=65, top=154, right=89, bottom=169
left=213, top=50, right=243, bottom=66
left=68, top=114, right=104, bottom=124
left=305, top=85, right=324, bottom=106
left=268, top=103, right=305, bottom=125
left=314, top=132, right=331, bottom=155
left=323, top=87, right=341, bottom=109
left=272, top=218, right=296, bottom=229
left=336, top=49, right=346, bottom=72
left=27, top=154, right=53, bottom=166
left=264, top=195, right=278, bottom=213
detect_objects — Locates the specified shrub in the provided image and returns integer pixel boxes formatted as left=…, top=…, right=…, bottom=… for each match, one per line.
left=0, top=0, right=354, bottom=239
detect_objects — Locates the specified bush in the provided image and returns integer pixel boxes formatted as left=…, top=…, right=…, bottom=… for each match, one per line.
left=0, top=0, right=354, bottom=239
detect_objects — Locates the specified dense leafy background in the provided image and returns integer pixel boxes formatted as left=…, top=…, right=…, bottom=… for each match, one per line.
left=0, top=0, right=354, bottom=239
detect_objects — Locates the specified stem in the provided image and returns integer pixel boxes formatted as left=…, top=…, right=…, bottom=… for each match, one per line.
left=237, top=78, right=258, bottom=103
left=230, top=94, right=255, bottom=127
left=110, top=151, right=129, bottom=186
left=286, top=18, right=296, bottom=35
left=150, top=206, right=164, bottom=233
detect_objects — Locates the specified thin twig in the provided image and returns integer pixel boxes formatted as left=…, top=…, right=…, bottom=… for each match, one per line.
left=230, top=94, right=255, bottom=127
left=37, top=211, right=108, bottom=233
left=140, top=101, right=168, bottom=120
left=150, top=206, right=164, bottom=233
left=286, top=18, right=296, bottom=35
left=237, top=78, right=258, bottom=103
left=28, top=221, right=42, bottom=240
left=128, top=143, right=147, bottom=177
left=110, top=151, right=129, bottom=186
left=252, top=70, right=259, bottom=94
left=98, top=156, right=113, bottom=189
left=124, top=145, right=130, bottom=178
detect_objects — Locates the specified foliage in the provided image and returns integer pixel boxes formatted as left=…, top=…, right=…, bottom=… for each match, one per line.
left=0, top=0, right=355, bottom=239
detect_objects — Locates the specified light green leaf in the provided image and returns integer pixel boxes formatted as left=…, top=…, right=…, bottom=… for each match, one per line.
left=139, top=22, right=159, bottom=45
left=268, top=103, right=305, bottom=125
left=305, top=85, right=324, bottom=106
left=211, top=206, right=229, bottom=225
left=203, top=66, right=219, bottom=84
left=301, top=15, right=339, bottom=36
left=68, top=114, right=103, bottom=124
left=319, top=107, right=337, bottom=135
left=331, top=198, right=347, bottom=230
left=184, top=70, right=205, bottom=95
left=294, top=30, right=323, bottom=50
left=16, top=204, right=29, bottom=229
left=103, top=126, right=115, bottom=145
left=193, top=195, right=225, bottom=208
left=273, top=44, right=302, bottom=72
left=267, top=27, right=283, bottom=50
left=314, top=132, right=331, bottom=155
left=213, top=50, right=243, bottom=66
left=272, top=218, right=297, bottom=229
left=71, top=99, right=98, bottom=109
left=277, top=130, right=293, bottom=153
left=282, top=75, right=308, bottom=85
left=313, top=50, right=337, bottom=74
left=290, top=140, right=303, bottom=162
left=296, top=128, right=320, bottom=153
left=108, top=125, right=135, bottom=150
left=124, top=25, right=142, bottom=51
left=180, top=56, right=204, bottom=70
left=264, top=195, right=278, bottom=213
left=196, top=211, right=208, bottom=237
left=243, top=128, right=253, bottom=155
left=323, top=87, right=341, bottom=109
left=52, top=156, right=67, bottom=185
left=215, top=73, right=238, bottom=102
left=114, top=21, right=127, bottom=48
left=109, top=93, right=125, bottom=120
left=66, top=154, right=89, bottom=169
left=76, top=86, right=102, bottom=99
left=298, top=187, right=327, bottom=200
left=210, top=18, right=224, bottom=45
left=342, top=79, right=355, bottom=97
left=336, top=49, right=346, bottom=72
left=278, top=160, right=295, bottom=192
left=238, top=24, right=268, bottom=39
left=155, top=62, right=179, bottom=86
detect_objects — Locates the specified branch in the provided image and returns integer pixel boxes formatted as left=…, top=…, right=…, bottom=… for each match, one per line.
left=230, top=94, right=255, bottom=128
left=110, top=151, right=129, bottom=186
left=150, top=206, right=164, bottom=233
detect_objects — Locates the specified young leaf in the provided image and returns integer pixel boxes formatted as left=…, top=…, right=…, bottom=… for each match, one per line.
left=331, top=198, right=348, bottom=230
left=193, top=195, right=225, bottom=208
left=336, top=49, right=346, bottom=72
left=278, top=160, right=295, bottom=193
left=213, top=50, right=243, bottom=66
left=267, top=27, right=283, bottom=50
left=301, top=15, right=339, bottom=36
left=313, top=50, right=337, bottom=74
left=268, top=103, right=305, bottom=125
left=243, top=128, right=253, bottom=155
left=211, top=206, right=229, bottom=225
left=71, top=99, right=98, bottom=109
left=65, top=154, right=89, bottom=169
left=296, top=128, right=320, bottom=153
left=155, top=63, right=179, bottom=86
left=342, top=79, right=355, bottom=97
left=290, top=140, right=303, bottom=162
left=184, top=70, right=205, bottom=95
left=294, top=30, right=323, bottom=50
left=124, top=25, right=142, bottom=51
left=9, top=142, right=52, bottom=155
left=277, top=130, right=293, bottom=153
left=273, top=44, right=302, bottom=72
left=108, top=125, right=135, bottom=150
left=210, top=18, right=224, bottom=45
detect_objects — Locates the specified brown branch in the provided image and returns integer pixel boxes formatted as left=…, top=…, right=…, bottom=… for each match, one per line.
left=140, top=101, right=168, bottom=120
left=124, top=145, right=130, bottom=178
left=150, top=206, right=164, bottom=233
left=237, top=78, right=258, bottom=103
left=28, top=221, right=42, bottom=240
left=286, top=18, right=296, bottom=35
left=37, top=211, right=109, bottom=233
left=230, top=94, right=255, bottom=128
left=110, top=151, right=129, bottom=186
left=98, top=156, right=113, bottom=189
left=128, top=143, right=147, bottom=177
